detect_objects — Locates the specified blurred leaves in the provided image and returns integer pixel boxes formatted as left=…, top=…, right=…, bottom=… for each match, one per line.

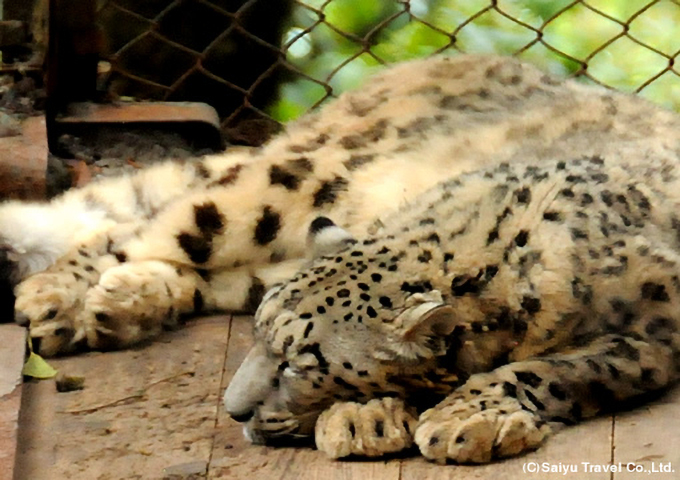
left=269, top=0, right=680, bottom=120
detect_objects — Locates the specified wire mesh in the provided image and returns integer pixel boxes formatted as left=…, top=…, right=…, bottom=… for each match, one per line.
left=94, top=0, right=680, bottom=135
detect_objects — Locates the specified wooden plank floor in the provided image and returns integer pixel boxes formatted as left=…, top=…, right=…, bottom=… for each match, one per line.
left=0, top=325, right=26, bottom=480
left=13, top=315, right=680, bottom=480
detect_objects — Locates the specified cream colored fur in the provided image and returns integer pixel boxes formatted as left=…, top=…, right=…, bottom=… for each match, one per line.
left=4, top=54, right=679, bottom=357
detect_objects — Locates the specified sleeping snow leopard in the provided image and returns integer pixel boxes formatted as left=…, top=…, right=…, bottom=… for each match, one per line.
left=1, top=54, right=679, bottom=358
left=224, top=154, right=680, bottom=464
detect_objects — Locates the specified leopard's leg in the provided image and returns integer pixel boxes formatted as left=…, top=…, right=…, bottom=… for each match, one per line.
left=315, top=397, right=418, bottom=458
left=2, top=158, right=222, bottom=287
left=10, top=159, right=286, bottom=355
left=17, top=199, right=309, bottom=357
left=79, top=259, right=305, bottom=353
left=415, top=332, right=676, bottom=464
left=118, top=186, right=308, bottom=270
left=80, top=213, right=356, bottom=353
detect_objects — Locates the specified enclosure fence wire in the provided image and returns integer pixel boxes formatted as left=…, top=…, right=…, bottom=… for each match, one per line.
left=94, top=0, right=680, bottom=131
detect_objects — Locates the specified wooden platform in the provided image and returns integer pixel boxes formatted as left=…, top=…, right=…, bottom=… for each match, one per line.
left=13, top=315, right=680, bottom=480
left=0, top=325, right=25, bottom=480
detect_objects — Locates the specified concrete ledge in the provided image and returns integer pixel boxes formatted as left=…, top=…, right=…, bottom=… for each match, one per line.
left=0, top=324, right=26, bottom=480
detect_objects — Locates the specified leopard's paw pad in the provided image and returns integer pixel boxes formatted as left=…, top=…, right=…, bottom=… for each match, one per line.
left=415, top=402, right=549, bottom=463
left=315, top=397, right=417, bottom=458
left=15, top=273, right=90, bottom=356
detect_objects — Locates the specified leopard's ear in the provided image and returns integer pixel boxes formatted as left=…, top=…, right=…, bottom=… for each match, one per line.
left=307, top=216, right=357, bottom=258
left=376, top=291, right=458, bottom=362
left=401, top=301, right=458, bottom=340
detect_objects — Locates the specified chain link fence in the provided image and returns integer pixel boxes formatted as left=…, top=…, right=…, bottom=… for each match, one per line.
left=94, top=0, right=680, bottom=139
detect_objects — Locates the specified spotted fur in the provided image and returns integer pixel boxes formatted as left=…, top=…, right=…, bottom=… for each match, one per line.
left=1, top=53, right=678, bottom=370
left=225, top=154, right=680, bottom=463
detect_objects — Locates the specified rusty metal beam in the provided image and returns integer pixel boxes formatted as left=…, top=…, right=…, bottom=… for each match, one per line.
left=58, top=101, right=220, bottom=127
left=55, top=101, right=223, bottom=150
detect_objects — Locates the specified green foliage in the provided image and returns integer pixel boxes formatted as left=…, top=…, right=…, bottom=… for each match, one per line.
left=269, top=0, right=680, bottom=121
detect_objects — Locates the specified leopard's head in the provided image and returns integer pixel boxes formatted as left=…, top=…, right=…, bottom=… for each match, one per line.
left=223, top=217, right=462, bottom=445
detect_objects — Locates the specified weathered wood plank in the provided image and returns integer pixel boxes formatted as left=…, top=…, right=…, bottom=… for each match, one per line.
left=14, top=379, right=57, bottom=480
left=15, top=315, right=675, bottom=480
left=15, top=316, right=230, bottom=480
left=399, top=416, right=613, bottom=480
left=0, top=325, right=26, bottom=480
left=612, top=386, right=680, bottom=480
left=208, top=315, right=402, bottom=480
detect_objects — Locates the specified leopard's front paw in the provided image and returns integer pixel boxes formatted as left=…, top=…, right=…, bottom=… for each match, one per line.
left=315, top=397, right=417, bottom=459
left=83, top=261, right=195, bottom=349
left=15, top=272, right=92, bottom=356
left=415, top=392, right=550, bottom=464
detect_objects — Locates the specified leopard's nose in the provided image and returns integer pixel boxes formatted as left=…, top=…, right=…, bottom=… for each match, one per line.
left=229, top=409, right=254, bottom=423
left=15, top=311, right=29, bottom=326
